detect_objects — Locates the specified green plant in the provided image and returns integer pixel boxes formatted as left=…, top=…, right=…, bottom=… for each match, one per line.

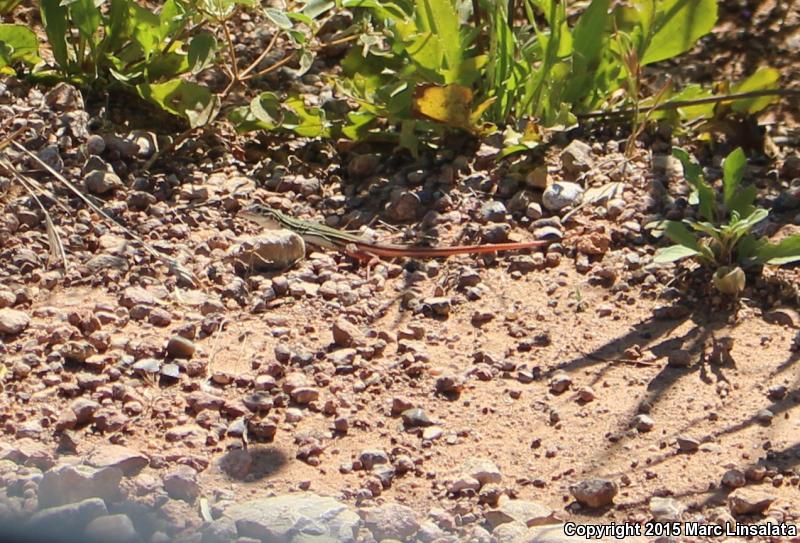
left=0, top=23, right=40, bottom=74
left=649, top=147, right=800, bottom=294
left=329, top=0, right=492, bottom=152
left=0, top=0, right=333, bottom=135
left=335, top=0, right=784, bottom=153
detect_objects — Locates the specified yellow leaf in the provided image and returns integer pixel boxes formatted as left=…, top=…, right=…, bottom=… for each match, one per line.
left=469, top=97, right=496, bottom=127
left=413, top=84, right=473, bottom=131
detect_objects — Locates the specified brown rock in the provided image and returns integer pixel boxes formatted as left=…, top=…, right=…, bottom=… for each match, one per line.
left=570, top=478, right=617, bottom=508
left=332, top=318, right=363, bottom=347
left=166, top=336, right=196, bottom=359
left=70, top=398, right=100, bottom=425
left=86, top=445, right=149, bottom=476
left=728, top=488, right=775, bottom=515
left=163, top=466, right=200, bottom=502
left=576, top=231, right=612, bottom=256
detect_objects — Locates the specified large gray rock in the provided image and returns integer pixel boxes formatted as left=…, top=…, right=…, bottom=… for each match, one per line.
left=27, top=497, right=108, bottom=534
left=360, top=503, right=420, bottom=541
left=224, top=493, right=361, bottom=543
left=38, top=464, right=123, bottom=508
left=84, top=514, right=138, bottom=543
left=493, top=521, right=529, bottom=543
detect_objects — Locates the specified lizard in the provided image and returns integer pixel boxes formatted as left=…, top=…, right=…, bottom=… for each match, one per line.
left=238, top=202, right=551, bottom=262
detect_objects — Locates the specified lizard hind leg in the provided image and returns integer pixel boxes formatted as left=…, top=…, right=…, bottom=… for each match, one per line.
left=345, top=243, right=383, bottom=281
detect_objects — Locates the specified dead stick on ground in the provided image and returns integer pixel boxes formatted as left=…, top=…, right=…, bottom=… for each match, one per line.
left=11, top=140, right=199, bottom=288
left=2, top=158, right=68, bottom=272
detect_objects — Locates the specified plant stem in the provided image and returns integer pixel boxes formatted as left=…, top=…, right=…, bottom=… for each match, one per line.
left=240, top=51, right=296, bottom=82
left=240, top=30, right=280, bottom=78
left=222, top=17, right=240, bottom=83
left=578, top=88, right=800, bottom=119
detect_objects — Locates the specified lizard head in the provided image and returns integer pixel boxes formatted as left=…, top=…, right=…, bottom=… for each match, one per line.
left=239, top=202, right=283, bottom=229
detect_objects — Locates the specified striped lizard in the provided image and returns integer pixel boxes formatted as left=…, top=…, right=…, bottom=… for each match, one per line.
left=239, top=203, right=550, bottom=262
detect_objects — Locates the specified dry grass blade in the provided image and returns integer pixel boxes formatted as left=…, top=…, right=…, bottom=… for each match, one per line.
left=0, top=158, right=68, bottom=272
left=11, top=140, right=199, bottom=288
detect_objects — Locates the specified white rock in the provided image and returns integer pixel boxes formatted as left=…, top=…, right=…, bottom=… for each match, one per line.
left=0, top=308, right=30, bottom=335
left=461, top=458, right=502, bottom=486
left=542, top=182, right=584, bottom=211
left=225, top=493, right=361, bottom=542
left=227, top=232, right=306, bottom=271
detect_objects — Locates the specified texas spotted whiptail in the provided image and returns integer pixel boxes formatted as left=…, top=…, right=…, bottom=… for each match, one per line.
left=239, top=203, right=550, bottom=261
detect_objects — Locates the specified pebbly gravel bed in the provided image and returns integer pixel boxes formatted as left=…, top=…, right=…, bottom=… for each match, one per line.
left=2, top=9, right=800, bottom=539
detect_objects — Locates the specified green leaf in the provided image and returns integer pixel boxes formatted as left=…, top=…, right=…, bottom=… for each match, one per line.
left=295, top=49, right=314, bottom=77
left=202, top=0, right=236, bottom=20
left=131, top=4, right=161, bottom=59
left=730, top=66, right=780, bottom=114
left=662, top=220, right=701, bottom=251
left=673, top=147, right=715, bottom=222
left=564, top=0, right=610, bottom=104
left=641, top=0, right=717, bottom=65
left=722, top=147, right=746, bottom=210
left=671, top=148, right=701, bottom=181
left=105, top=0, right=131, bottom=52
left=342, top=111, right=377, bottom=140
left=146, top=51, right=190, bottom=79
left=685, top=220, right=721, bottom=239
left=647, top=83, right=715, bottom=121
left=188, top=32, right=217, bottom=74
left=341, top=0, right=409, bottom=22
left=227, top=105, right=262, bottom=132
left=40, top=0, right=70, bottom=69
left=755, top=234, right=800, bottom=265
left=0, top=24, right=40, bottom=69
left=159, top=0, right=185, bottom=41
left=286, top=12, right=314, bottom=26
left=283, top=96, right=329, bottom=137
left=249, top=91, right=282, bottom=129
left=264, top=7, right=293, bottom=29
left=137, top=79, right=220, bottom=128
left=71, top=0, right=101, bottom=43
left=302, top=0, right=334, bottom=19
left=730, top=208, right=768, bottom=236
left=417, top=0, right=462, bottom=71
left=653, top=244, right=700, bottom=264
left=727, top=185, right=756, bottom=219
